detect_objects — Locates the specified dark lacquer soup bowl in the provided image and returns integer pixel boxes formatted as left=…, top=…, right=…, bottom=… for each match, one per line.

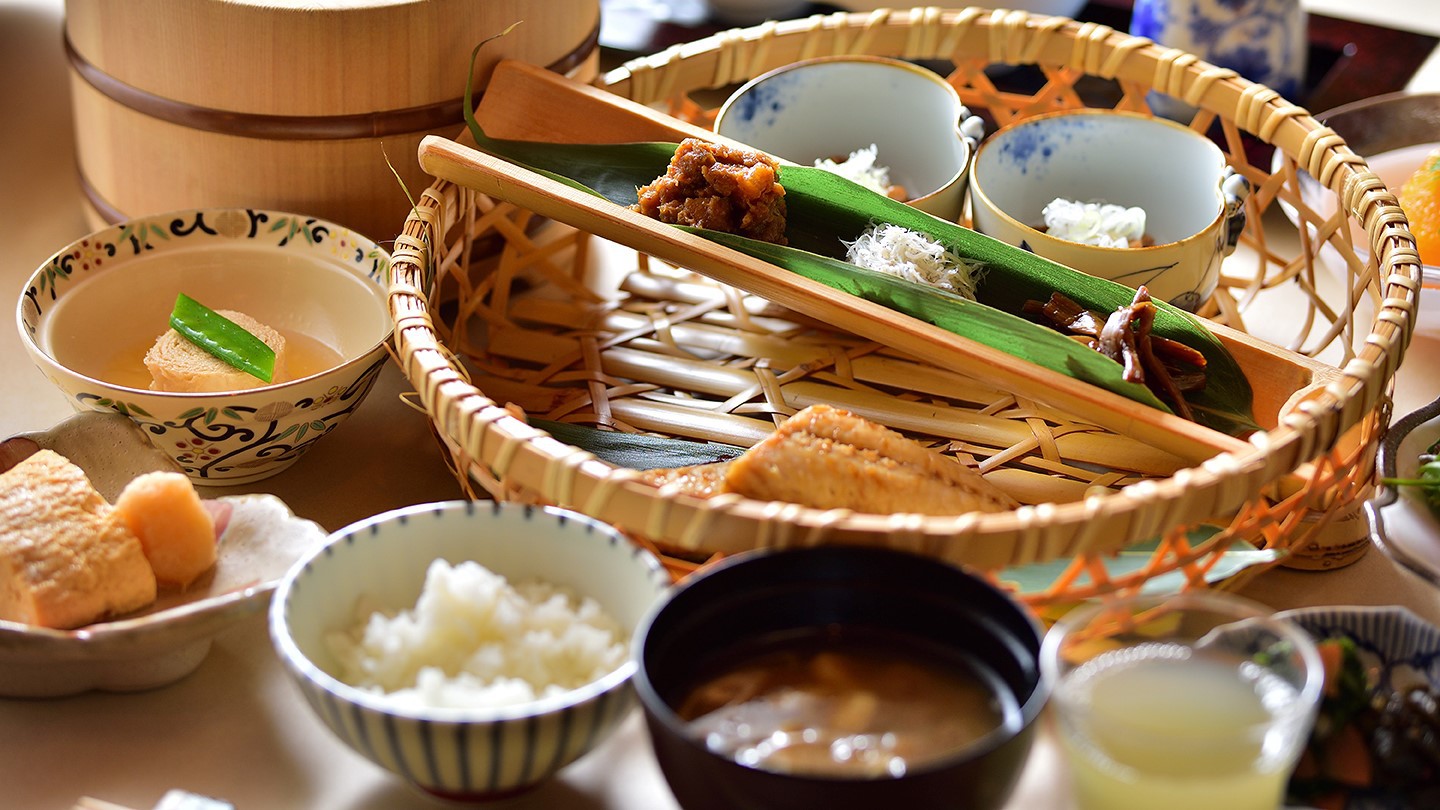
left=633, top=545, right=1048, bottom=810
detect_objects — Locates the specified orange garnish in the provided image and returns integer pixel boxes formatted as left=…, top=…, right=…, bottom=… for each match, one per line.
left=1398, top=147, right=1440, bottom=266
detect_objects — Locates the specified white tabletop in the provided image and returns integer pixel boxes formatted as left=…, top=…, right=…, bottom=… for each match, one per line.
left=3, top=2, right=1439, bottom=808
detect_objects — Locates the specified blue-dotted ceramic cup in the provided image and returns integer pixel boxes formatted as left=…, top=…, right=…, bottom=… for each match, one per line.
left=1131, top=0, right=1308, bottom=119
left=970, top=110, right=1249, bottom=312
left=714, top=55, right=985, bottom=223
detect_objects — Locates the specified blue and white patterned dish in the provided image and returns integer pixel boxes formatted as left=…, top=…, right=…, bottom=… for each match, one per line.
left=16, top=208, right=393, bottom=485
left=1279, top=606, right=1440, bottom=809
left=268, top=500, right=672, bottom=801
left=1279, top=606, right=1440, bottom=691
left=1131, top=0, right=1307, bottom=120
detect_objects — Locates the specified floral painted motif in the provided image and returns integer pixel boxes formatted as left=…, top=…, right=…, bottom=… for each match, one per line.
left=19, top=208, right=394, bottom=484
left=71, top=356, right=386, bottom=480
left=20, top=208, right=388, bottom=323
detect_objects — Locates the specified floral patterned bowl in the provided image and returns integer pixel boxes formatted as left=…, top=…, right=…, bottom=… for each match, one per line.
left=15, top=208, right=393, bottom=485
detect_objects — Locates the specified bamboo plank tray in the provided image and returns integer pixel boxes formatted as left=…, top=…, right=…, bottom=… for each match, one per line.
left=387, top=8, right=1422, bottom=603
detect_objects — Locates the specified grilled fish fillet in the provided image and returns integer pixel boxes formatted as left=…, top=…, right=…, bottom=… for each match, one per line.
left=0, top=450, right=157, bottom=628
left=144, top=308, right=287, bottom=392
left=638, top=462, right=732, bottom=498
left=640, top=405, right=1016, bottom=516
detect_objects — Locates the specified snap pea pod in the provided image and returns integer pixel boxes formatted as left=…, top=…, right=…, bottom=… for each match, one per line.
left=168, top=293, right=275, bottom=383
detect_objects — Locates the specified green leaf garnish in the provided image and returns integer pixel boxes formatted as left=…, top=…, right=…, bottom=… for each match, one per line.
left=168, top=293, right=275, bottom=383
left=532, top=419, right=745, bottom=469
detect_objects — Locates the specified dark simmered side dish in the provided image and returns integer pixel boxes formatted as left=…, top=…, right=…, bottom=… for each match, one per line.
left=1287, top=635, right=1440, bottom=808
left=633, top=138, right=788, bottom=245
left=1026, top=286, right=1208, bottom=422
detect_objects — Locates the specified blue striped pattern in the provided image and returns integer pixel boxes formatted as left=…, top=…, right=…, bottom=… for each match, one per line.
left=282, top=673, right=639, bottom=797
left=1281, top=606, right=1440, bottom=688
left=268, top=499, right=671, bottom=797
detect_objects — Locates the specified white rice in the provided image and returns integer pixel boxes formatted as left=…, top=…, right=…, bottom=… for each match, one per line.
left=1041, top=197, right=1147, bottom=248
left=814, top=144, right=893, bottom=196
left=327, top=559, right=628, bottom=710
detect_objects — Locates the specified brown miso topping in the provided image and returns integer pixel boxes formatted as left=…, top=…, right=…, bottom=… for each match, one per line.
left=633, top=138, right=788, bottom=245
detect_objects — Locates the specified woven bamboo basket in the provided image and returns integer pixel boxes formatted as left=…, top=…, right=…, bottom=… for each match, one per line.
left=386, top=8, right=1423, bottom=606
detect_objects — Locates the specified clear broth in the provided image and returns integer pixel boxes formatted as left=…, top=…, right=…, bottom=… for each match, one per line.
left=677, top=630, right=1017, bottom=778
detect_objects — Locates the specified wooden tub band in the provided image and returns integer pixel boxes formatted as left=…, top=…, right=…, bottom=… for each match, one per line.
left=62, top=22, right=599, bottom=141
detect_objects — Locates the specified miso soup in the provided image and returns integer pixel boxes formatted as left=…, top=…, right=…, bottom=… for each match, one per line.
left=676, top=630, right=1019, bottom=778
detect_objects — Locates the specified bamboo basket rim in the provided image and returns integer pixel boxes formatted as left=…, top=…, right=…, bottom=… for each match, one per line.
left=385, top=8, right=1422, bottom=572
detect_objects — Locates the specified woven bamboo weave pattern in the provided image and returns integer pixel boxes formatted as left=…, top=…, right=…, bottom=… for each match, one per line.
left=386, top=8, right=1421, bottom=604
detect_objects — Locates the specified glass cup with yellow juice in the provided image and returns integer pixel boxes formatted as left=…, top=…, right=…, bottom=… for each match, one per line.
left=1040, top=591, right=1323, bottom=810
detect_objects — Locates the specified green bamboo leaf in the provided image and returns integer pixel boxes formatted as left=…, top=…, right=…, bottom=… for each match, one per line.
left=998, top=529, right=1277, bottom=595
left=695, top=229, right=1171, bottom=411
left=169, top=293, right=275, bottom=383
left=776, top=166, right=1255, bottom=432
left=532, top=419, right=745, bottom=470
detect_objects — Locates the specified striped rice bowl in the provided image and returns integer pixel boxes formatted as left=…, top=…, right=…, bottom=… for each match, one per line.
left=268, top=500, right=672, bottom=800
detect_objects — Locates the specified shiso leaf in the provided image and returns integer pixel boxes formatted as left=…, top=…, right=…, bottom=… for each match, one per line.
left=168, top=293, right=276, bottom=383
left=459, top=44, right=1257, bottom=437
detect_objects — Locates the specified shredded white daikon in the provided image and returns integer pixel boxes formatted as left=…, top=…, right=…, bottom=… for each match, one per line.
left=844, top=223, right=983, bottom=300
left=1042, top=198, right=1147, bottom=248
left=814, top=144, right=893, bottom=196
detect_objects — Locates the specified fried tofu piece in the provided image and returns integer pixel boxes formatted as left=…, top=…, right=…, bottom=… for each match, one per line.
left=0, top=450, right=157, bottom=628
left=144, top=308, right=287, bottom=392
left=113, top=472, right=217, bottom=589
left=722, top=404, right=1017, bottom=516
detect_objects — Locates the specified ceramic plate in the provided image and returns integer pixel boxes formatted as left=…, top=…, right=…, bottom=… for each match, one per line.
left=1279, top=605, right=1440, bottom=809
left=0, top=412, right=327, bottom=697
left=1280, top=605, right=1440, bottom=687
left=1368, top=395, right=1440, bottom=589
